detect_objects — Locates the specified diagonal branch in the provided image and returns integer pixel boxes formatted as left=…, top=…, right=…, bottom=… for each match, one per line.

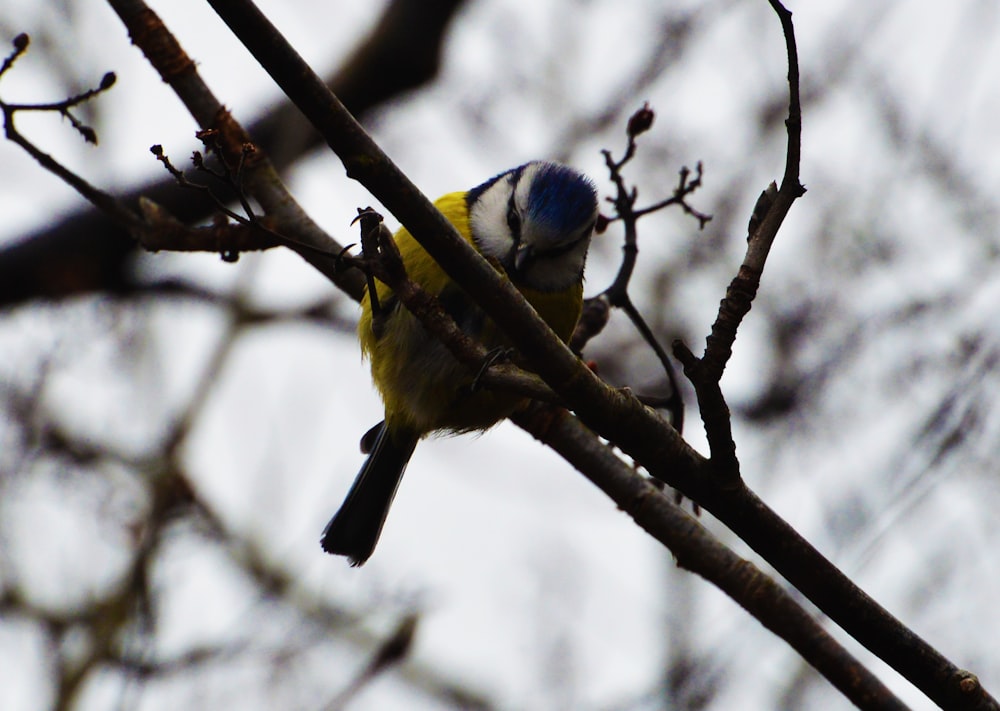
left=0, top=0, right=467, bottom=306
left=513, top=404, right=911, bottom=711
left=337, top=108, right=909, bottom=711
left=199, top=1, right=999, bottom=708
left=107, top=0, right=359, bottom=295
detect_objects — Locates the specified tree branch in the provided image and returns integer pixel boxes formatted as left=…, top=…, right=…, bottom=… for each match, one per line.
left=108, top=0, right=359, bottom=295
left=0, top=0, right=466, bottom=306
left=513, top=404, right=911, bottom=711
left=197, top=0, right=1000, bottom=708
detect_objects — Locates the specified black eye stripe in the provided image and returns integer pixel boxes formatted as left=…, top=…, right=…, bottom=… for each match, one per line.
left=506, top=192, right=522, bottom=242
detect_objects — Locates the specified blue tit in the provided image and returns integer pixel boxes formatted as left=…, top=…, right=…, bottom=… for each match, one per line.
left=321, top=161, right=599, bottom=565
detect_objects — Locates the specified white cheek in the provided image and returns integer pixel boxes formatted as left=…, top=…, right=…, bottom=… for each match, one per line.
left=472, top=223, right=513, bottom=262
left=469, top=182, right=516, bottom=262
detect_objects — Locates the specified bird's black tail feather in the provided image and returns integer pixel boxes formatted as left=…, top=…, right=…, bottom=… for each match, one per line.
left=321, top=422, right=418, bottom=566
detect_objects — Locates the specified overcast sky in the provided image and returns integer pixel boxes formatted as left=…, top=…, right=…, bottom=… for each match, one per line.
left=2, top=2, right=1000, bottom=710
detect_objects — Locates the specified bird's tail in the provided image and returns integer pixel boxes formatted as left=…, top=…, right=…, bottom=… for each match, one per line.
left=321, top=422, right=419, bottom=566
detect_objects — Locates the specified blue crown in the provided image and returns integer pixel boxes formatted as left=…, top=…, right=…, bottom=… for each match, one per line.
left=524, top=162, right=598, bottom=233
left=467, top=161, right=598, bottom=234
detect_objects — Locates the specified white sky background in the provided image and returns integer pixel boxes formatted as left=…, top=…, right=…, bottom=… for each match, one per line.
left=2, top=1, right=1000, bottom=710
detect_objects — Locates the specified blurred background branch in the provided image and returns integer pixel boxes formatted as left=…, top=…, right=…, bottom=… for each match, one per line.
left=3, top=1, right=1000, bottom=710
left=0, top=0, right=466, bottom=306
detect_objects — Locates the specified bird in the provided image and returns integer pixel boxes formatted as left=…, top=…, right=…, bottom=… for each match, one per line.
left=321, top=161, right=599, bottom=565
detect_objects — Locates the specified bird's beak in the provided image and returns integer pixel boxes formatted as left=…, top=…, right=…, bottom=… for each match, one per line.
left=514, top=243, right=533, bottom=272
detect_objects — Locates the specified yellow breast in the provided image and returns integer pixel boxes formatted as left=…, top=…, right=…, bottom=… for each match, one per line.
left=358, top=192, right=583, bottom=436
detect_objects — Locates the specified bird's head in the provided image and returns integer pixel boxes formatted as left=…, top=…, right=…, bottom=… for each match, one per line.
left=468, top=161, right=598, bottom=292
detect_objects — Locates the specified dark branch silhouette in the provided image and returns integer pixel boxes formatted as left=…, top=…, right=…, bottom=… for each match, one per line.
left=0, top=0, right=467, bottom=306
left=197, top=0, right=990, bottom=708
left=2, top=0, right=997, bottom=709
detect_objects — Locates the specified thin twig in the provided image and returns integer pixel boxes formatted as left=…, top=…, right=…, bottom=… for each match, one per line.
left=174, top=2, right=1000, bottom=707
left=595, top=104, right=709, bottom=433
left=107, top=0, right=363, bottom=296
left=349, top=208, right=564, bottom=406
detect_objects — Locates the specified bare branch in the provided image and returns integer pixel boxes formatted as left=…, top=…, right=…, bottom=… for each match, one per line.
left=593, top=104, right=713, bottom=434
left=512, top=404, right=910, bottom=711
